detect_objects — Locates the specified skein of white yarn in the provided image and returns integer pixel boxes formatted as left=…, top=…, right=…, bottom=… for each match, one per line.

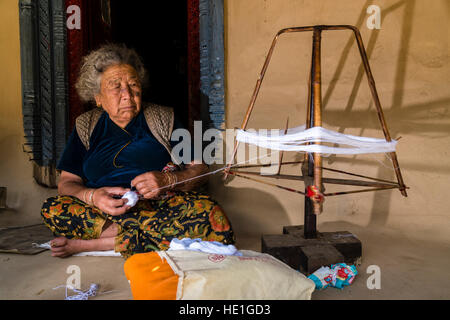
left=121, top=190, right=139, bottom=207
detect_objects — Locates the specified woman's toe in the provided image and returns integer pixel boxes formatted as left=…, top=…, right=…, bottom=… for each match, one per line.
left=50, top=237, right=67, bottom=248
left=50, top=246, right=63, bottom=252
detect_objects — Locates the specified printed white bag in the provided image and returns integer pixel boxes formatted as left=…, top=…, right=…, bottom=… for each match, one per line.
left=158, top=249, right=315, bottom=300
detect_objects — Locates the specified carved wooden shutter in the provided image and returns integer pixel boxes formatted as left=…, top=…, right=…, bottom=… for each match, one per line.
left=19, top=0, right=68, bottom=187
left=199, top=0, right=225, bottom=130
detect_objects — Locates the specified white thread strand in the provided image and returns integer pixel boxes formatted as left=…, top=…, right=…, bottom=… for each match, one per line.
left=52, top=283, right=118, bottom=300
left=53, top=283, right=99, bottom=300
left=236, top=125, right=397, bottom=155
left=151, top=153, right=273, bottom=193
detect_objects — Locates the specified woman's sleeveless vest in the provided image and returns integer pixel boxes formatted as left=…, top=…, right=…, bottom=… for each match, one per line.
left=75, top=103, right=175, bottom=158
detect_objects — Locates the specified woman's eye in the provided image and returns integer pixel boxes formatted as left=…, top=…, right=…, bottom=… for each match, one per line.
left=108, top=82, right=120, bottom=89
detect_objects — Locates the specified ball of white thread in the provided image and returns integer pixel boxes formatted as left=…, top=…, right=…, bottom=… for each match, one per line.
left=122, top=191, right=139, bottom=207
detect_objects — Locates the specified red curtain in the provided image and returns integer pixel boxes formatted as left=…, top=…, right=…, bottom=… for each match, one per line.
left=66, top=0, right=111, bottom=131
left=187, top=0, right=201, bottom=134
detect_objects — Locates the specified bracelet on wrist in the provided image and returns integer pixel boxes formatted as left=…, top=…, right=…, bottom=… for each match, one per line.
left=164, top=172, right=177, bottom=190
left=83, top=189, right=89, bottom=204
left=171, top=172, right=178, bottom=188
left=88, top=188, right=96, bottom=206
left=166, top=172, right=174, bottom=189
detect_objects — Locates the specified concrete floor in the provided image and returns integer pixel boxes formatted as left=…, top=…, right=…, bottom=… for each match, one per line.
left=0, top=221, right=449, bottom=300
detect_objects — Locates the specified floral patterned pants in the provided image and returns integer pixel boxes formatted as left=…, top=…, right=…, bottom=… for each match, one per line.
left=41, top=191, right=235, bottom=259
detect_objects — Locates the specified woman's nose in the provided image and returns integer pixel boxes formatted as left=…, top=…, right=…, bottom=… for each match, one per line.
left=120, top=84, right=132, bottom=99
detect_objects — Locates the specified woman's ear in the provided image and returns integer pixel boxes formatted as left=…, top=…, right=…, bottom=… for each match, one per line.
left=94, top=94, right=102, bottom=107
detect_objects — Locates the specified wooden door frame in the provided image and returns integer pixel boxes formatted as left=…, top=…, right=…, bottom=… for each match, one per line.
left=19, top=0, right=68, bottom=187
left=19, top=0, right=226, bottom=187
left=198, top=0, right=226, bottom=131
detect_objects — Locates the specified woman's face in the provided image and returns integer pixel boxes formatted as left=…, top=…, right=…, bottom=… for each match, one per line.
left=95, top=64, right=142, bottom=128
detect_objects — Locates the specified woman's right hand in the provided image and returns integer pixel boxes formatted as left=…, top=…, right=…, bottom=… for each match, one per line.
left=92, top=187, right=131, bottom=216
left=58, top=171, right=131, bottom=216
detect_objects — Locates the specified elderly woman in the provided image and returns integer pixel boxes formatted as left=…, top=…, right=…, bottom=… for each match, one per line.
left=41, top=44, right=235, bottom=258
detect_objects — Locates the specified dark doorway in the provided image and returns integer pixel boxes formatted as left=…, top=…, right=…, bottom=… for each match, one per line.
left=109, top=0, right=189, bottom=128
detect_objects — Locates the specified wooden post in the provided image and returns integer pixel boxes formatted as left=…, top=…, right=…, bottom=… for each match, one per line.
left=350, top=27, right=408, bottom=197
left=223, top=33, right=281, bottom=179
left=304, top=27, right=323, bottom=238
left=312, top=28, right=323, bottom=215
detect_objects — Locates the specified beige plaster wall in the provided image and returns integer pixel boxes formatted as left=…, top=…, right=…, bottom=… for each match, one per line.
left=0, top=1, right=56, bottom=228
left=210, top=0, right=450, bottom=245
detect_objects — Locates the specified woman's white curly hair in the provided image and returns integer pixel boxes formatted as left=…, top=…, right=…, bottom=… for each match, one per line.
left=75, top=43, right=148, bottom=102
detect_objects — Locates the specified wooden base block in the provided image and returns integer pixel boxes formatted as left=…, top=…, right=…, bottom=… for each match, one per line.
left=299, top=245, right=343, bottom=273
left=261, top=225, right=362, bottom=274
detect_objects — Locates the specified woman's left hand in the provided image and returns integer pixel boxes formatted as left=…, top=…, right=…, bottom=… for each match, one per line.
left=131, top=171, right=168, bottom=199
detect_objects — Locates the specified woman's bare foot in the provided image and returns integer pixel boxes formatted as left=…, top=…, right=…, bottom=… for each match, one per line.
left=50, top=237, right=85, bottom=258
left=50, top=236, right=115, bottom=258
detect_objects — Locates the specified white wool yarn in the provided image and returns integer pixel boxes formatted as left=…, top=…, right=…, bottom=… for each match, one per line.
left=53, top=283, right=99, bottom=300
left=122, top=190, right=139, bottom=207
left=236, top=125, right=397, bottom=155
